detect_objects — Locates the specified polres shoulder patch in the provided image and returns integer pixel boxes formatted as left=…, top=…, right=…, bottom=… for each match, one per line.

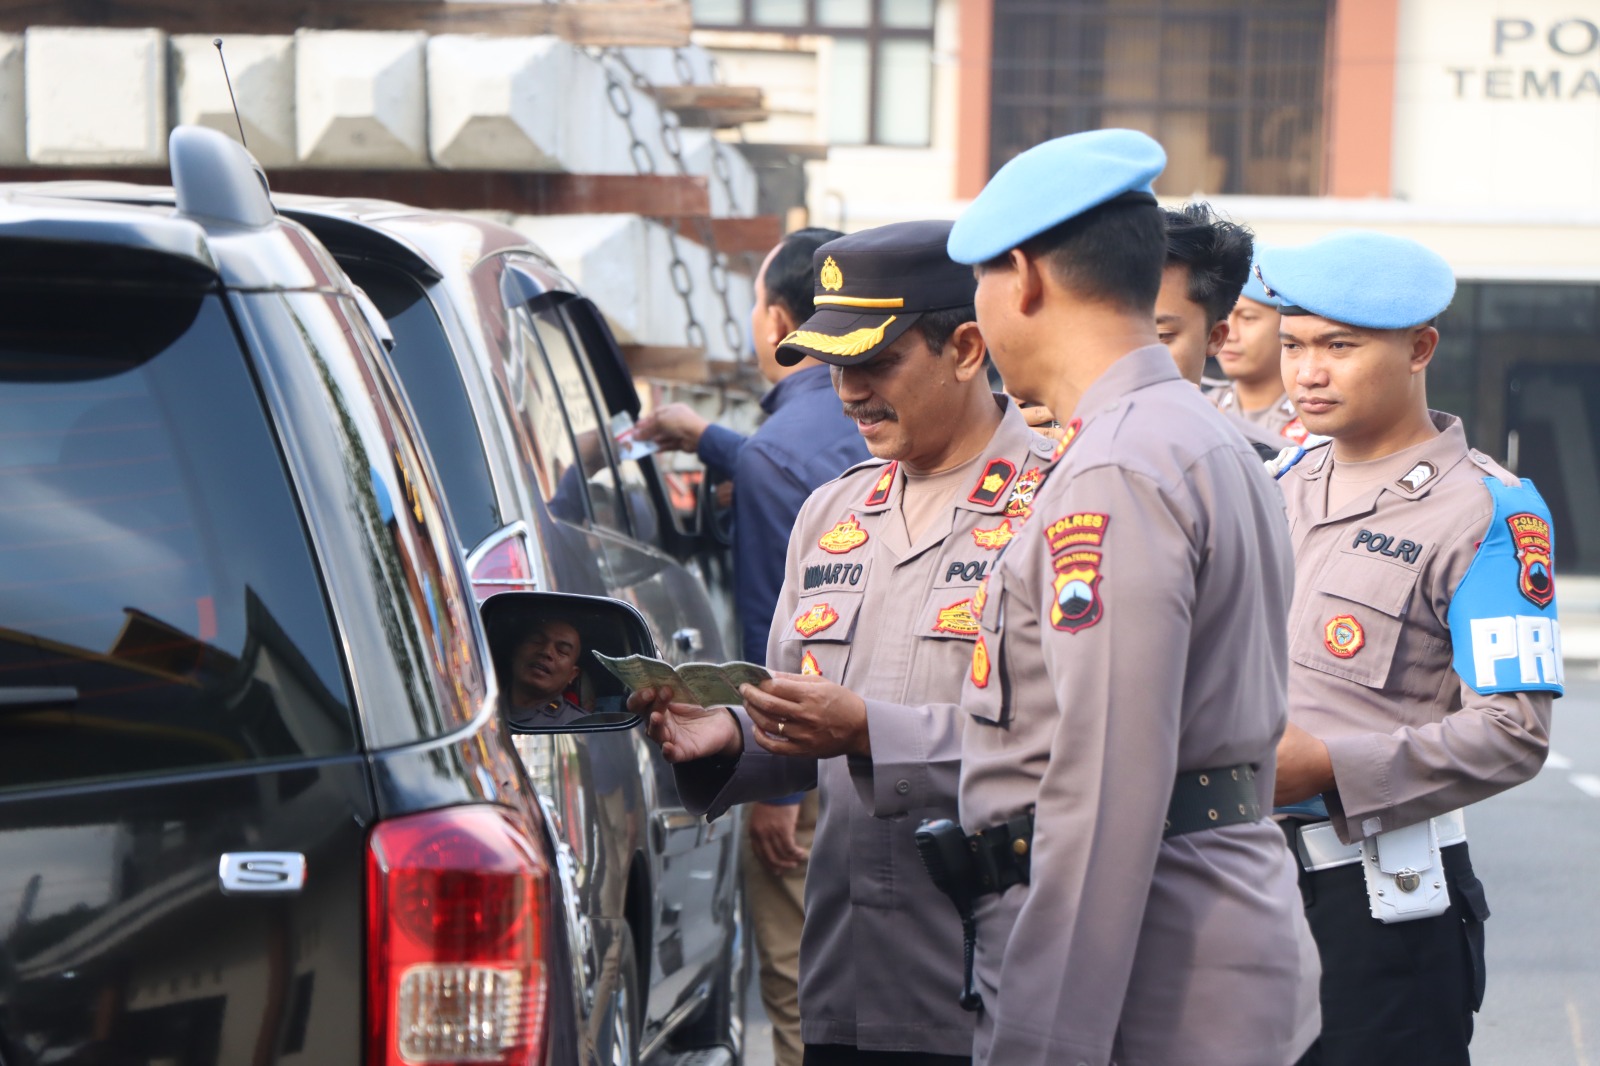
left=1448, top=477, right=1564, bottom=696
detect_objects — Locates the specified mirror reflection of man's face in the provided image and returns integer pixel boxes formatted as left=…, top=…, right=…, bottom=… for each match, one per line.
left=512, top=620, right=582, bottom=706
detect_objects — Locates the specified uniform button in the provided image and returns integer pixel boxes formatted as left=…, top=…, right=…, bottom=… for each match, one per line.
left=895, top=780, right=911, bottom=795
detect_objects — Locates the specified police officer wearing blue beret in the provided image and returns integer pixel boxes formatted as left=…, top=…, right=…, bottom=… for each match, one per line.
left=1263, top=232, right=1561, bottom=1066
left=944, top=129, right=1321, bottom=1066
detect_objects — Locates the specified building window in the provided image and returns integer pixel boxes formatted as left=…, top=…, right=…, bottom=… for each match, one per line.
left=989, top=0, right=1328, bottom=195
left=692, top=0, right=936, bottom=147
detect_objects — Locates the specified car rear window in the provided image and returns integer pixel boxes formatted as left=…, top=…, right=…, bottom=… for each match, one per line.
left=0, top=281, right=356, bottom=791
left=343, top=260, right=502, bottom=551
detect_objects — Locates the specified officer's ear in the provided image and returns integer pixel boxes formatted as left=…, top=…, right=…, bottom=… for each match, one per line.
left=947, top=320, right=988, bottom=382
left=1205, top=317, right=1229, bottom=359
left=1408, top=324, right=1440, bottom=375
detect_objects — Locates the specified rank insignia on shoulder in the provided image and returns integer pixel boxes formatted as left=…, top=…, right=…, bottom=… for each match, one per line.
left=1051, top=564, right=1103, bottom=633
left=1324, top=614, right=1365, bottom=659
left=865, top=462, right=897, bottom=507
left=972, top=519, right=1016, bottom=550
left=1044, top=512, right=1109, bottom=554
left=970, top=635, right=991, bottom=688
left=968, top=458, right=1018, bottom=508
left=794, top=602, right=840, bottom=638
left=1508, top=512, right=1554, bottom=608
left=933, top=598, right=980, bottom=637
left=1398, top=461, right=1438, bottom=493
left=819, top=514, right=869, bottom=554
left=800, top=649, right=822, bottom=676
left=1004, top=467, right=1043, bottom=518
left=1051, top=419, right=1083, bottom=462
left=1282, top=417, right=1309, bottom=445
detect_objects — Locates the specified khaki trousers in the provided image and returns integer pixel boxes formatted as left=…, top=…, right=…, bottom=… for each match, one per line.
left=743, top=791, right=820, bottom=1066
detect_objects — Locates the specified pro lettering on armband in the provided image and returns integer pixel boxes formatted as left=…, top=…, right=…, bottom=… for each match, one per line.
left=1468, top=615, right=1563, bottom=690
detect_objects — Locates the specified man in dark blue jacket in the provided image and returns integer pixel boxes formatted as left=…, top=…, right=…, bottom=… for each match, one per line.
left=637, top=226, right=862, bottom=1066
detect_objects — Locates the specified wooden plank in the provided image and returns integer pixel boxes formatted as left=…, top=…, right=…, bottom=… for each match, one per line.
left=654, top=86, right=769, bottom=128
left=0, top=166, right=713, bottom=217
left=0, top=0, right=693, bottom=46
left=622, top=345, right=707, bottom=383
left=663, top=215, right=782, bottom=258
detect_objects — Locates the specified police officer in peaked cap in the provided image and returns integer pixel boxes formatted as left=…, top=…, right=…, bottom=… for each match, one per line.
left=1262, top=231, right=1561, bottom=1066
left=945, top=128, right=1322, bottom=1066
left=630, top=220, right=1057, bottom=1066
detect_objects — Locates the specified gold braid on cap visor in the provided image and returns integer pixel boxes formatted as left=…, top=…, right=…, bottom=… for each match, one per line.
left=780, top=315, right=897, bottom=358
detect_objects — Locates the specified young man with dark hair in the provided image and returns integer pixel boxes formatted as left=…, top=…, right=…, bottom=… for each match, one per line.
left=632, top=220, right=1057, bottom=1066
left=948, top=129, right=1320, bottom=1066
left=1156, top=202, right=1254, bottom=384
left=635, top=225, right=857, bottom=1066
left=1262, top=232, right=1559, bottom=1066
left=1211, top=262, right=1310, bottom=443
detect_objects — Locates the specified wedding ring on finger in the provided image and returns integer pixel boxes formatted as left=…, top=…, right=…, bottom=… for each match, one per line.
left=777, top=720, right=787, bottom=737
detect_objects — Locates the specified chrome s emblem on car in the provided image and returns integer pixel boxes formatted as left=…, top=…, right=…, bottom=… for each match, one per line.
left=219, top=852, right=307, bottom=895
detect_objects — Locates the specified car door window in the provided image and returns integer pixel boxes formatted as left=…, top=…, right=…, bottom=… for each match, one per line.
left=472, top=257, right=587, bottom=524
left=519, top=303, right=632, bottom=537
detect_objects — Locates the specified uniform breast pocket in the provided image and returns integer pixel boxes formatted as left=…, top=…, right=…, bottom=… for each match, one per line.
left=778, top=590, right=864, bottom=679
left=1291, top=553, right=1420, bottom=690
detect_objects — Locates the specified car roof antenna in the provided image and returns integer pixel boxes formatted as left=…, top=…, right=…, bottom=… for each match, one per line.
left=212, top=38, right=248, bottom=149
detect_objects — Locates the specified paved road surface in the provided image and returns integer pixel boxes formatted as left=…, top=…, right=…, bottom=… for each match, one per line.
left=740, top=671, right=1600, bottom=1065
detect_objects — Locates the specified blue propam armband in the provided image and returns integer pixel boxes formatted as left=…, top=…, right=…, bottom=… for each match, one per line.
left=1447, top=477, right=1563, bottom=696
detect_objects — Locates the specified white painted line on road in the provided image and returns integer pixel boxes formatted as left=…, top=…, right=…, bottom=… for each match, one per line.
left=1548, top=751, right=1574, bottom=771
left=1570, top=773, right=1600, bottom=800
left=1568, top=997, right=1591, bottom=1066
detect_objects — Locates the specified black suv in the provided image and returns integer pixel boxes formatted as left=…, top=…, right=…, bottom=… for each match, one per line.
left=0, top=127, right=739, bottom=1066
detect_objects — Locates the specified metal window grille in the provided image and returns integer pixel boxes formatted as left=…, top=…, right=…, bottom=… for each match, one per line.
left=989, top=0, right=1329, bottom=195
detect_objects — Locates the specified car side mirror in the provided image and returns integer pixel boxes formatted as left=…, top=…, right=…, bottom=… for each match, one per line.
left=481, top=591, right=656, bottom=733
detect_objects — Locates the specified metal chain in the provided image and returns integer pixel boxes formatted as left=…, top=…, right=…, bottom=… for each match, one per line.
left=589, top=47, right=708, bottom=353
left=613, top=49, right=747, bottom=359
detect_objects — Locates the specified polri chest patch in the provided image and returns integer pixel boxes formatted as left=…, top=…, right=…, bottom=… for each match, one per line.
left=1351, top=528, right=1425, bottom=565
left=794, top=602, right=840, bottom=637
left=1324, top=614, right=1365, bottom=658
left=972, top=518, right=1016, bottom=550
left=933, top=598, right=980, bottom=636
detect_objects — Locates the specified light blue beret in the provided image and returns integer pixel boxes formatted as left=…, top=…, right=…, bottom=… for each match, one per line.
left=948, top=128, right=1167, bottom=265
left=1255, top=231, right=1456, bottom=329
left=1237, top=253, right=1282, bottom=308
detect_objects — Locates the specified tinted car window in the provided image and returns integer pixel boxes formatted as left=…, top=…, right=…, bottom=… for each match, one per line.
left=522, top=305, right=630, bottom=536
left=0, top=284, right=355, bottom=790
left=343, top=260, right=501, bottom=550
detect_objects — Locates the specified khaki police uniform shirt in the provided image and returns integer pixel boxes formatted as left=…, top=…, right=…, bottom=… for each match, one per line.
left=674, top=397, right=1054, bottom=1054
left=1280, top=413, right=1553, bottom=843
left=1210, top=383, right=1309, bottom=444
left=960, top=347, right=1321, bottom=1066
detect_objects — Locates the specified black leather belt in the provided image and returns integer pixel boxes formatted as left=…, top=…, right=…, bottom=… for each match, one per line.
left=966, top=763, right=1263, bottom=899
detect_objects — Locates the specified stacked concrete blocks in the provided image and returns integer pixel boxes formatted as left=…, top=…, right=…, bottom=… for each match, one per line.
left=295, top=30, right=427, bottom=168
left=0, top=35, right=20, bottom=165
left=26, top=27, right=167, bottom=165
left=427, top=35, right=570, bottom=171
left=171, top=35, right=295, bottom=167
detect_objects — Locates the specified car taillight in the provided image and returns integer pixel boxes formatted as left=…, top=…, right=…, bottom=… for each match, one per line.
left=471, top=535, right=536, bottom=602
left=368, top=806, right=550, bottom=1065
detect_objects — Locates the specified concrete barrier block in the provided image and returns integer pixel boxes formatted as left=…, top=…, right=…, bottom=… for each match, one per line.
left=512, top=213, right=752, bottom=359
left=513, top=214, right=650, bottom=340
left=26, top=28, right=168, bottom=165
left=428, top=34, right=571, bottom=171
left=563, top=47, right=643, bottom=175
left=171, top=35, right=295, bottom=167
left=678, top=127, right=758, bottom=217
left=295, top=30, right=426, bottom=168
left=0, top=35, right=22, bottom=165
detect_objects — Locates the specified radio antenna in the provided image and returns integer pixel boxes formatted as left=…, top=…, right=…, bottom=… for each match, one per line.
left=212, top=38, right=248, bottom=148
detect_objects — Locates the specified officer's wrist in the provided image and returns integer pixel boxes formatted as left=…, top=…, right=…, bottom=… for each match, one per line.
left=721, top=707, right=745, bottom=758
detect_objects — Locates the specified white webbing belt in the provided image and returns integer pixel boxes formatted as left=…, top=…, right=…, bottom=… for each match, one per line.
left=1296, top=809, right=1466, bottom=872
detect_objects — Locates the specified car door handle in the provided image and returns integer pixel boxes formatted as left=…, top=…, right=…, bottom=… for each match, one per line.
left=653, top=810, right=702, bottom=855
